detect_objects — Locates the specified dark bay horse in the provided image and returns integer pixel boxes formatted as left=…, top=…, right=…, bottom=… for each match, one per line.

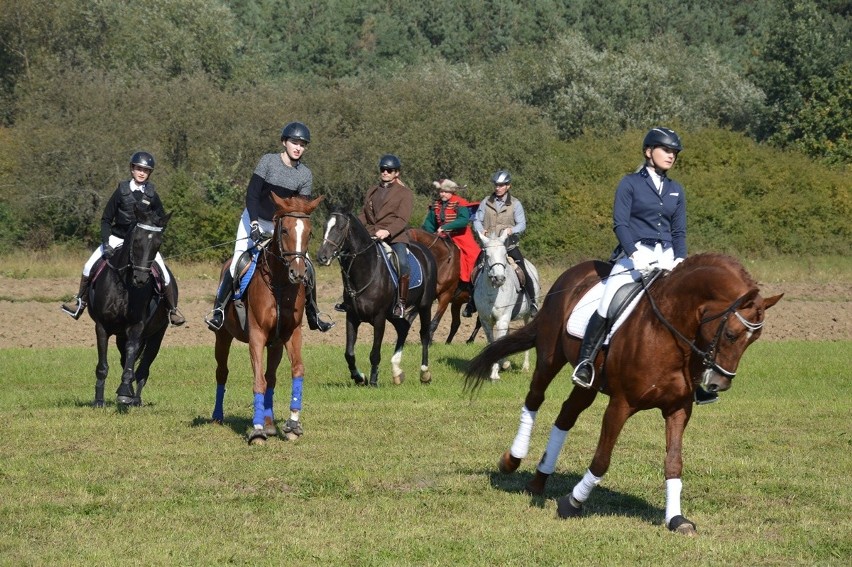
left=211, top=195, right=322, bottom=445
left=465, top=253, right=782, bottom=534
left=316, top=209, right=437, bottom=386
left=408, top=227, right=475, bottom=344
left=87, top=208, right=173, bottom=407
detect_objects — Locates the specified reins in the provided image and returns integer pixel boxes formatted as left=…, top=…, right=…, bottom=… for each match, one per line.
left=322, top=213, right=383, bottom=300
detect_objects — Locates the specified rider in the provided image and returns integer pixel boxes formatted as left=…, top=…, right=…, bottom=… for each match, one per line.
left=204, top=121, right=333, bottom=333
left=421, top=178, right=481, bottom=292
left=359, top=154, right=414, bottom=318
left=61, top=151, right=184, bottom=326
left=465, top=169, right=538, bottom=316
left=570, top=128, right=705, bottom=400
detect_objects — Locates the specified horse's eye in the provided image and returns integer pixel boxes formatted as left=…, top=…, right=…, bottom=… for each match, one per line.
left=725, top=330, right=738, bottom=343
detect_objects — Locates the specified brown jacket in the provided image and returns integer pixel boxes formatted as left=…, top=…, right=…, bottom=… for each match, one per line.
left=359, top=179, right=414, bottom=244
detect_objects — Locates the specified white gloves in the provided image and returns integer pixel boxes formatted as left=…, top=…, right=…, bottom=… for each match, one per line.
left=672, top=257, right=685, bottom=269
left=630, top=247, right=655, bottom=271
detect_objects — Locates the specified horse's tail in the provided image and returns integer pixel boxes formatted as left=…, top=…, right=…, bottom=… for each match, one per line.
left=464, top=320, right=538, bottom=392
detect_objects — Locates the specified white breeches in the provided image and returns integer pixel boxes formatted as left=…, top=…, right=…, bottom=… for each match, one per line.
left=597, top=241, right=674, bottom=317
left=82, top=234, right=170, bottom=285
left=229, top=209, right=274, bottom=277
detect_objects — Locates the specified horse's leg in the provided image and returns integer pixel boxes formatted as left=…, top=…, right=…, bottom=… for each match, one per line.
left=212, top=331, right=234, bottom=423
left=388, top=316, right=411, bottom=385
left=279, top=326, right=306, bottom=441
left=247, top=330, right=270, bottom=445
left=94, top=324, right=110, bottom=408
left=520, top=316, right=531, bottom=372
left=499, top=346, right=571, bottom=475
left=133, top=326, right=166, bottom=406
left=428, top=291, right=450, bottom=344
left=369, top=316, right=387, bottom=387
left=418, top=305, right=432, bottom=384
left=479, top=317, right=500, bottom=381
left=557, top=399, right=632, bottom=519
left=261, top=342, right=284, bottom=438
left=446, top=297, right=462, bottom=344
left=525, top=387, right=598, bottom=495
left=466, top=316, right=482, bottom=344
left=344, top=314, right=366, bottom=385
left=663, top=405, right=697, bottom=535
left=116, top=327, right=143, bottom=405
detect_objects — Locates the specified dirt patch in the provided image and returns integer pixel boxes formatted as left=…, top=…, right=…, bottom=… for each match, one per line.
left=0, top=276, right=848, bottom=349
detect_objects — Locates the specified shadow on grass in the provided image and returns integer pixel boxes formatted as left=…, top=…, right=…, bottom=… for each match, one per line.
left=486, top=469, right=661, bottom=525
left=190, top=414, right=253, bottom=439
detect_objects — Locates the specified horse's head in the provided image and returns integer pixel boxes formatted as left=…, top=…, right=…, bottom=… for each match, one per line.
left=269, top=194, right=322, bottom=284
left=667, top=254, right=783, bottom=396
left=317, top=204, right=363, bottom=266
left=125, top=208, right=169, bottom=288
left=478, top=231, right=509, bottom=287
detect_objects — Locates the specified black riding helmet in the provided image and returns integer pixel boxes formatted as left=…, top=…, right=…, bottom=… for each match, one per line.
left=130, top=151, right=155, bottom=170
left=379, top=154, right=401, bottom=171
left=281, top=121, right=311, bottom=143
left=643, top=127, right=683, bottom=153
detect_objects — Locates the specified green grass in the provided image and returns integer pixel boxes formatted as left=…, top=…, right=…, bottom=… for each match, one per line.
left=0, top=341, right=849, bottom=566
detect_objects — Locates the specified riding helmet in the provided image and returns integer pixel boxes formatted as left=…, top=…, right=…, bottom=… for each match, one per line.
left=281, top=121, right=311, bottom=143
left=379, top=154, right=402, bottom=171
left=642, top=127, right=683, bottom=152
left=130, top=151, right=155, bottom=170
left=491, top=170, right=511, bottom=185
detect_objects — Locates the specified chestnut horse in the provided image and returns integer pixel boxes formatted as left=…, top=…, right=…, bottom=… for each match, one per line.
left=211, top=195, right=322, bottom=444
left=87, top=208, right=173, bottom=407
left=316, top=208, right=436, bottom=387
left=408, top=228, right=477, bottom=344
left=466, top=253, right=782, bottom=534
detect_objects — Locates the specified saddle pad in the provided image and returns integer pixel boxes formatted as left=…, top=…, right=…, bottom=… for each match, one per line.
left=234, top=249, right=260, bottom=300
left=566, top=280, right=645, bottom=345
left=378, top=243, right=423, bottom=290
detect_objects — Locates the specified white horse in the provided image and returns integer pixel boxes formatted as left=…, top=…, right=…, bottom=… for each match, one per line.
left=473, top=231, right=540, bottom=381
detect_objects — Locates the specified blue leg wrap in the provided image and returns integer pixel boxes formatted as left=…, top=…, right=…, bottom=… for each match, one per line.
left=290, top=376, right=303, bottom=411
left=253, top=392, right=265, bottom=427
left=264, top=387, right=275, bottom=421
left=212, top=384, right=226, bottom=422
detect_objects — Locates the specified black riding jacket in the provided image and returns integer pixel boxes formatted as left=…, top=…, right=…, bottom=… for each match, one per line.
left=100, top=180, right=165, bottom=243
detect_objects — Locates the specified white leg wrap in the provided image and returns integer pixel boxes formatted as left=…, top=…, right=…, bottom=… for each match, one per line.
left=572, top=469, right=602, bottom=503
left=665, top=478, right=683, bottom=524
left=537, top=426, right=569, bottom=474
left=509, top=406, right=537, bottom=459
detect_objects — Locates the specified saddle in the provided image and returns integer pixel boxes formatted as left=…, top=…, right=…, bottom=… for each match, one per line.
left=376, top=241, right=424, bottom=290
left=90, top=256, right=166, bottom=295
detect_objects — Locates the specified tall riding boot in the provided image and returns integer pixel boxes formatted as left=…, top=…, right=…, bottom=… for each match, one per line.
left=571, top=311, right=608, bottom=388
left=304, top=260, right=334, bottom=332
left=163, top=281, right=185, bottom=326
left=517, top=259, right=539, bottom=316
left=393, top=274, right=410, bottom=318
left=205, top=271, right=234, bottom=331
left=61, top=275, right=91, bottom=320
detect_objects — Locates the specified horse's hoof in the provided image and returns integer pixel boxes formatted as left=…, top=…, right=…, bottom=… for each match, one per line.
left=419, top=370, right=432, bottom=384
left=352, top=372, right=366, bottom=386
left=501, top=360, right=511, bottom=370
left=247, top=428, right=268, bottom=445
left=498, top=451, right=521, bottom=474
left=393, top=372, right=405, bottom=385
left=556, top=495, right=583, bottom=519
left=92, top=400, right=104, bottom=408
left=281, top=419, right=303, bottom=441
left=263, top=424, right=279, bottom=438
left=525, top=470, right=550, bottom=495
left=667, top=515, right=697, bottom=536
left=211, top=418, right=224, bottom=425
left=116, top=395, right=135, bottom=405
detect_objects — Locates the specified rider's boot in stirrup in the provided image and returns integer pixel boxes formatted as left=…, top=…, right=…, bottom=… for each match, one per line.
left=571, top=311, right=608, bottom=388
left=517, top=259, right=538, bottom=316
left=164, top=280, right=185, bottom=326
left=393, top=274, right=410, bottom=318
left=205, top=271, right=234, bottom=331
left=305, top=261, right=334, bottom=332
left=61, top=275, right=91, bottom=320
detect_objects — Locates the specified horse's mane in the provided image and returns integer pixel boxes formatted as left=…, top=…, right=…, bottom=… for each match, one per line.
left=328, top=203, right=373, bottom=242
left=656, top=252, right=759, bottom=296
left=134, top=206, right=167, bottom=227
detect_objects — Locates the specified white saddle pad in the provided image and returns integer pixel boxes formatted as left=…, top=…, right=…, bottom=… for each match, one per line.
left=566, top=280, right=646, bottom=345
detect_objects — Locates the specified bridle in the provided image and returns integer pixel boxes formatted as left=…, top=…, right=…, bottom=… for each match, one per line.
left=320, top=212, right=381, bottom=299
left=265, top=212, right=311, bottom=268
left=642, top=277, right=765, bottom=379
left=483, top=240, right=507, bottom=283
left=113, top=222, right=163, bottom=280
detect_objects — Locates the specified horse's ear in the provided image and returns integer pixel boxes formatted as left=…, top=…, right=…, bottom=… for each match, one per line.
left=762, top=293, right=783, bottom=310
left=307, top=195, right=324, bottom=213
left=477, top=230, right=487, bottom=242
left=498, top=230, right=509, bottom=243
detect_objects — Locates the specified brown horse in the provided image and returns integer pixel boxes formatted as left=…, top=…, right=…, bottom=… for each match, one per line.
left=466, top=253, right=782, bottom=534
left=211, top=195, right=323, bottom=444
left=407, top=227, right=474, bottom=343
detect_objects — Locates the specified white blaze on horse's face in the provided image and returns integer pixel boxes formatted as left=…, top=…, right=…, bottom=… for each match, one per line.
left=294, top=218, right=306, bottom=266
left=323, top=215, right=337, bottom=242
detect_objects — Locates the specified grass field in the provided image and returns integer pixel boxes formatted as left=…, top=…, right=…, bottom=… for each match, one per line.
left=0, top=340, right=849, bottom=566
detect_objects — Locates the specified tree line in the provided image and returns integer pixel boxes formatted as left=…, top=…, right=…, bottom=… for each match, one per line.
left=0, top=0, right=848, bottom=260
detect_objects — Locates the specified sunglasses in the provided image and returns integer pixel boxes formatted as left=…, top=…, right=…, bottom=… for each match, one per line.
left=380, top=168, right=398, bottom=173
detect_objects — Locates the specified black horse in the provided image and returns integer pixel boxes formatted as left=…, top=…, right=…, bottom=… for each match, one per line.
left=86, top=208, right=174, bottom=406
left=316, top=208, right=437, bottom=386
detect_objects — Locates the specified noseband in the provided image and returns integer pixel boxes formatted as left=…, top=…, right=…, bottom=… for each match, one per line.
left=643, top=279, right=765, bottom=379
left=115, top=222, right=163, bottom=279
left=268, top=212, right=311, bottom=268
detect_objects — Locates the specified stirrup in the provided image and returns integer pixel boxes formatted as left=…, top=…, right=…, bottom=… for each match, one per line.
left=462, top=302, right=476, bottom=318
left=334, top=303, right=347, bottom=312
left=392, top=302, right=406, bottom=318
left=308, top=312, right=335, bottom=332
left=205, top=308, right=225, bottom=331
left=61, top=298, right=85, bottom=320
left=169, top=308, right=186, bottom=326
left=571, top=360, right=594, bottom=389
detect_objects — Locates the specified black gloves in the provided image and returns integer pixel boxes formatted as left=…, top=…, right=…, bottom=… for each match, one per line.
left=102, top=244, right=115, bottom=259
left=249, top=222, right=263, bottom=246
